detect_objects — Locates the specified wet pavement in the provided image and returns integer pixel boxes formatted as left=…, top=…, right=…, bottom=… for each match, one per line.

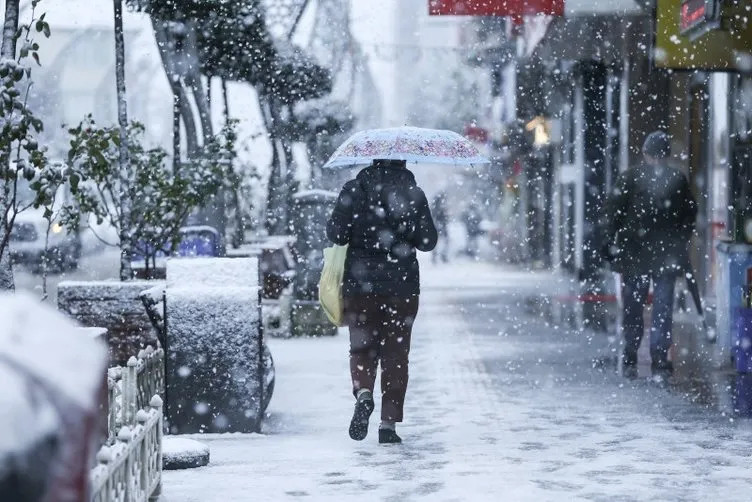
left=161, top=261, right=752, bottom=501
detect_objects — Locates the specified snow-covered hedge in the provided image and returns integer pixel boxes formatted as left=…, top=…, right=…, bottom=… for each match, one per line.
left=58, top=280, right=164, bottom=365
left=164, top=257, right=267, bottom=433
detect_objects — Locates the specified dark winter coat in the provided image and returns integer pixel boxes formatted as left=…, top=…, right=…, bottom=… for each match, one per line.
left=326, top=164, right=438, bottom=297
left=604, top=162, right=697, bottom=276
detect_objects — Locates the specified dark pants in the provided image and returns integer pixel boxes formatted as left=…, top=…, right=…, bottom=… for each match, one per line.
left=344, top=295, right=419, bottom=422
left=622, top=273, right=677, bottom=370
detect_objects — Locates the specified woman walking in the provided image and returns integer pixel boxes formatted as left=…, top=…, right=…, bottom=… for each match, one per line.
left=326, top=159, right=437, bottom=444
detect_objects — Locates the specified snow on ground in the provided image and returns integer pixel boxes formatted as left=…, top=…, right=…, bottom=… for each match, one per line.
left=161, top=260, right=752, bottom=502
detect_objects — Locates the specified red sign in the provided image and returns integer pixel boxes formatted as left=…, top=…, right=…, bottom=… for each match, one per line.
left=429, top=0, right=564, bottom=16
left=678, top=0, right=720, bottom=39
left=464, top=124, right=489, bottom=143
left=680, top=0, right=706, bottom=31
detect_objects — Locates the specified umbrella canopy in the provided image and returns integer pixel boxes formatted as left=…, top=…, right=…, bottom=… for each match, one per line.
left=323, top=126, right=490, bottom=169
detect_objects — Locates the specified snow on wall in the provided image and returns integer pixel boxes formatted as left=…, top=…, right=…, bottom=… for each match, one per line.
left=166, top=257, right=259, bottom=289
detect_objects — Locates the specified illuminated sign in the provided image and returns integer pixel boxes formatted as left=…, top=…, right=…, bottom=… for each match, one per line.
left=428, top=0, right=563, bottom=16
left=654, top=0, right=752, bottom=72
left=679, top=0, right=720, bottom=40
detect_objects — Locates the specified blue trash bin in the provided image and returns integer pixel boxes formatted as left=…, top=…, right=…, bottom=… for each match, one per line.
left=735, top=308, right=752, bottom=373
left=734, top=373, right=752, bottom=417
left=717, top=242, right=752, bottom=362
left=177, top=226, right=221, bottom=257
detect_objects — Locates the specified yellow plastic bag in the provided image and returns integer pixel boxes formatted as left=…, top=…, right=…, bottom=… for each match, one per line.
left=318, top=244, right=348, bottom=326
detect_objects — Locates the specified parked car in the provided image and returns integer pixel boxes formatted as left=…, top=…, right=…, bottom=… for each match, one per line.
left=9, top=210, right=81, bottom=272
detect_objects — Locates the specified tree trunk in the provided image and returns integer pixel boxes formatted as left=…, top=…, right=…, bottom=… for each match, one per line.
left=1, top=0, right=19, bottom=59
left=265, top=139, right=286, bottom=235
left=262, top=97, right=289, bottom=235
left=283, top=135, right=297, bottom=234
left=41, top=220, right=52, bottom=301
left=172, top=85, right=181, bottom=172
left=114, top=0, right=133, bottom=281
left=182, top=21, right=212, bottom=144
left=222, top=79, right=230, bottom=125
left=176, top=83, right=199, bottom=157
left=152, top=19, right=199, bottom=156
left=186, top=71, right=213, bottom=144
left=0, top=0, right=20, bottom=291
left=206, top=75, right=212, bottom=123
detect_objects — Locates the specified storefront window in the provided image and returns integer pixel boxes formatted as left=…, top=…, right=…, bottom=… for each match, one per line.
left=730, top=75, right=752, bottom=242
left=732, top=76, right=752, bottom=142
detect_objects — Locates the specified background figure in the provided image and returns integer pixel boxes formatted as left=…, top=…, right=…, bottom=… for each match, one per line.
left=603, top=131, right=697, bottom=381
left=462, top=202, right=483, bottom=259
left=431, top=190, right=450, bottom=264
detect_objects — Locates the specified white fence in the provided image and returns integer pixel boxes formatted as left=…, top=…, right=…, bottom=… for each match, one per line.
left=106, top=347, right=165, bottom=441
left=92, top=346, right=165, bottom=501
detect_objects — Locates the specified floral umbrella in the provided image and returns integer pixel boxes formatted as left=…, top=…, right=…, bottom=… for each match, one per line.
left=322, top=126, right=490, bottom=168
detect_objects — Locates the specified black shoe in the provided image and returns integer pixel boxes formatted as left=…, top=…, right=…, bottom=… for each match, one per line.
left=648, top=358, right=672, bottom=384
left=651, top=360, right=674, bottom=374
left=378, top=428, right=402, bottom=444
left=622, top=364, right=638, bottom=380
left=651, top=364, right=674, bottom=386
left=349, top=393, right=374, bottom=441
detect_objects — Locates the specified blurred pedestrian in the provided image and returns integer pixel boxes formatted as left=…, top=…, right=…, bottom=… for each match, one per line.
left=603, top=131, right=697, bottom=381
left=462, top=203, right=483, bottom=259
left=431, top=190, right=450, bottom=264
left=326, top=159, right=437, bottom=444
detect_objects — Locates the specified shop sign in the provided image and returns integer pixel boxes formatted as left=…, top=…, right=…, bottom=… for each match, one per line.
left=428, top=0, right=564, bottom=16
left=679, top=0, right=720, bottom=40
left=654, top=0, right=752, bottom=72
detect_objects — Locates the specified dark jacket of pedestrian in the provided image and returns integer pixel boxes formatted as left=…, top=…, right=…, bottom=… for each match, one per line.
left=326, top=160, right=438, bottom=297
left=604, top=161, right=697, bottom=277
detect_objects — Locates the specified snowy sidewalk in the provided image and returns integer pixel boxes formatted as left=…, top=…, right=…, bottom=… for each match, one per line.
left=161, top=261, right=752, bottom=502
